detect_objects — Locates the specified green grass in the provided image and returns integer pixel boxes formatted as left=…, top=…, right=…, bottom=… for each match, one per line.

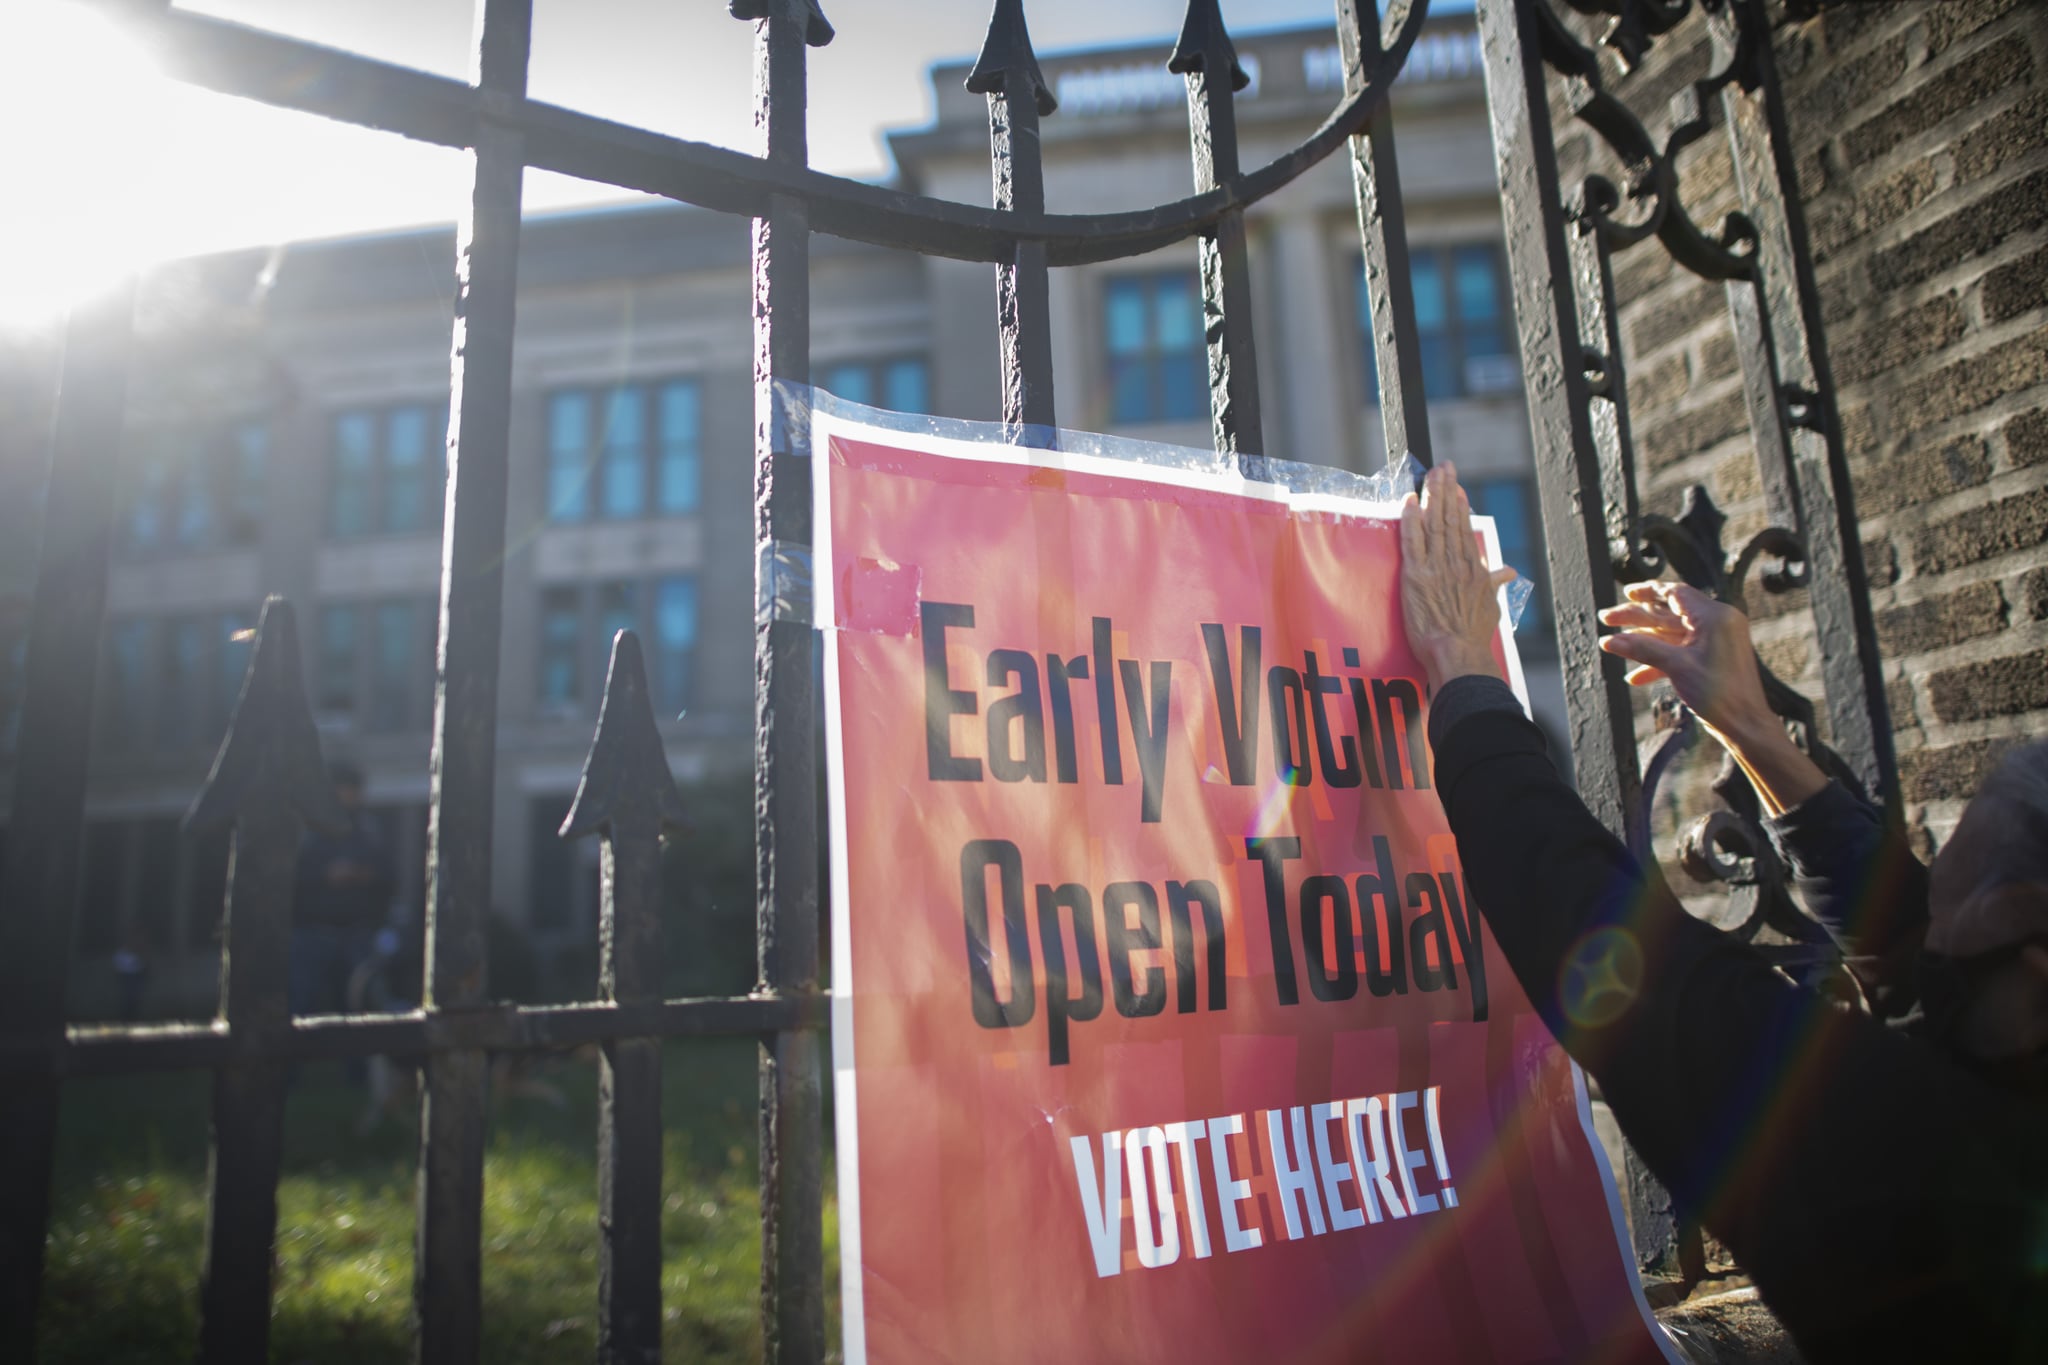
left=38, top=1041, right=840, bottom=1364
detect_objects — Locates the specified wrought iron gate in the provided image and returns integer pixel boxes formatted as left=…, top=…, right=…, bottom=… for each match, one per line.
left=0, top=0, right=1888, bottom=1360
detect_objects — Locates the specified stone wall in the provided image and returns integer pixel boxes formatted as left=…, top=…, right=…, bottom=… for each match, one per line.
left=1573, top=0, right=2046, bottom=851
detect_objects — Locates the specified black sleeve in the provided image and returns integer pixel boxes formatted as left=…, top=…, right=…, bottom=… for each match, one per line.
left=1762, top=780, right=1929, bottom=1015
left=1431, top=690, right=2047, bottom=1363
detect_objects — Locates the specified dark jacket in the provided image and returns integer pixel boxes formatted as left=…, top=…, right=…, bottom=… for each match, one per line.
left=1430, top=676, right=2047, bottom=1364
left=292, top=815, right=396, bottom=930
left=1764, top=779, right=1931, bottom=1022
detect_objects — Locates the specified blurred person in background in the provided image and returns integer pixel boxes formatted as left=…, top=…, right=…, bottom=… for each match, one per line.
left=290, top=761, right=396, bottom=1023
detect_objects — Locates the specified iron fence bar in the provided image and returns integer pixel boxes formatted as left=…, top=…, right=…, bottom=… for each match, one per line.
left=1172, top=0, right=1263, bottom=463
left=970, top=0, right=1059, bottom=439
left=0, top=281, right=135, bottom=1359
left=1340, top=0, right=1434, bottom=472
left=563, top=631, right=688, bottom=1365
left=733, top=3, right=828, bottom=1362
left=1725, top=277, right=1803, bottom=531
left=1566, top=222, right=1644, bottom=571
left=86, top=0, right=1428, bottom=270
left=1711, top=0, right=1893, bottom=807
left=186, top=599, right=346, bottom=1365
left=0, top=996, right=823, bottom=1080
left=1475, top=0, right=1645, bottom=855
left=414, top=3, right=533, bottom=1361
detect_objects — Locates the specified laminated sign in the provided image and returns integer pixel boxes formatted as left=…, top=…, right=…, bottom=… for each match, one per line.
left=815, top=406, right=1674, bottom=1365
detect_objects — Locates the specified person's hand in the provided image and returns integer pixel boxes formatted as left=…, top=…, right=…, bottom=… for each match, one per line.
left=1399, top=463, right=1516, bottom=690
left=1597, top=581, right=1826, bottom=813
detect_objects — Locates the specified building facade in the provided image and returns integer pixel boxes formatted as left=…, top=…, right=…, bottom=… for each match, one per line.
left=2, top=12, right=1566, bottom=1017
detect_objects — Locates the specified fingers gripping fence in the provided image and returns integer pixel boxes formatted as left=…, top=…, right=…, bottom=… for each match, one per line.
left=0, top=0, right=1887, bottom=1357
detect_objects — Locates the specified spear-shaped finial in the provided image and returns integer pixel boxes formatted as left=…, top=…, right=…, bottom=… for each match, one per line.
left=186, top=597, right=346, bottom=837
left=561, top=631, right=688, bottom=843
left=728, top=0, right=834, bottom=47
left=966, top=0, right=1057, bottom=117
left=1167, top=0, right=1250, bottom=92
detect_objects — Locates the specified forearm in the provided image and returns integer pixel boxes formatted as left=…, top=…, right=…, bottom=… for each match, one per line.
left=1716, top=712, right=1828, bottom=817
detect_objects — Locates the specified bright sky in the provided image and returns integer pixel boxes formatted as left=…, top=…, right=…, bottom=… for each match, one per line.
left=0, top=0, right=1466, bottom=327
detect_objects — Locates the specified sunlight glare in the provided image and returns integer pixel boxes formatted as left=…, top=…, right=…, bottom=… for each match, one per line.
left=0, top=3, right=175, bottom=329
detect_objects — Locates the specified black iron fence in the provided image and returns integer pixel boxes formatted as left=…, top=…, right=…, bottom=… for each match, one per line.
left=0, top=0, right=1888, bottom=1359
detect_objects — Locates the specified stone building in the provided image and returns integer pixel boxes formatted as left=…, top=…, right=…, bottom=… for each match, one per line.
left=2, top=9, right=1565, bottom=1016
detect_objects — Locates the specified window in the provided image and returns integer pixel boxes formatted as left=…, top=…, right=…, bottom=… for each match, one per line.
left=1468, top=477, right=1553, bottom=656
left=98, top=619, right=155, bottom=750
left=546, top=379, right=702, bottom=523
left=535, top=575, right=699, bottom=717
left=1105, top=272, right=1204, bottom=424
left=327, top=403, right=448, bottom=539
left=122, top=419, right=268, bottom=556
left=370, top=601, right=425, bottom=731
left=653, top=576, right=697, bottom=719
left=538, top=587, right=582, bottom=709
left=317, top=605, right=359, bottom=715
left=1357, top=244, right=1517, bottom=405
left=818, top=358, right=931, bottom=416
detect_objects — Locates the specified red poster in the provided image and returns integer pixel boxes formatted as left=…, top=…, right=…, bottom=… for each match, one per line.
left=816, top=412, right=1674, bottom=1365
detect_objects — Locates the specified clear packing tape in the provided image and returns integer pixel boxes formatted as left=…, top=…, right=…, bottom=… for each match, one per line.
left=759, top=380, right=1536, bottom=634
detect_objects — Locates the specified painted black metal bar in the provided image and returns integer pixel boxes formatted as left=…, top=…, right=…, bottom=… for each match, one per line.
left=970, top=0, right=1059, bottom=438
left=1711, top=0, right=1893, bottom=807
left=187, top=599, right=347, bottom=1365
left=0, top=996, right=824, bottom=1080
left=730, top=3, right=828, bottom=1362
left=1566, top=221, right=1646, bottom=575
left=1339, top=0, right=1434, bottom=471
left=1172, top=0, right=1262, bottom=463
left=414, top=3, right=532, bottom=1362
left=0, top=281, right=135, bottom=1361
left=563, top=632, right=688, bottom=1365
left=1475, top=0, right=1645, bottom=855
left=85, top=0, right=1428, bottom=270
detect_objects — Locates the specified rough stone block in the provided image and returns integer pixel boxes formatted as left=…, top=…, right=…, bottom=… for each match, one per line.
left=1855, top=434, right=1992, bottom=516
left=1956, top=90, right=2048, bottom=183
left=1983, top=243, right=2048, bottom=324
left=1900, top=735, right=2024, bottom=803
left=1888, top=330, right=2048, bottom=433
left=1877, top=579, right=2007, bottom=656
left=1631, top=353, right=1689, bottom=414
left=1832, top=293, right=1964, bottom=386
left=1886, top=677, right=1918, bottom=728
left=1929, top=647, right=2048, bottom=722
left=1813, top=157, right=1941, bottom=263
left=1843, top=33, right=2032, bottom=166
left=1912, top=486, right=2048, bottom=573
left=1791, top=30, right=1911, bottom=129
left=1695, top=332, right=1739, bottom=388
left=1613, top=246, right=1671, bottom=307
left=1926, top=0, right=2028, bottom=57
left=1639, top=389, right=1750, bottom=473
left=2007, top=409, right=2048, bottom=469
left=1629, top=282, right=1725, bottom=359
left=2022, top=566, right=2048, bottom=621
left=1870, top=167, right=2048, bottom=292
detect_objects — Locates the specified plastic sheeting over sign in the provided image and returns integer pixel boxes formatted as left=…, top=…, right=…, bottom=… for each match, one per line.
left=811, top=391, right=1674, bottom=1365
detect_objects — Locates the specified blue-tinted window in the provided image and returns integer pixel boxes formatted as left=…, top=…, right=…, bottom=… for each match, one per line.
left=127, top=442, right=173, bottom=552
left=158, top=617, right=208, bottom=748
left=600, top=388, right=646, bottom=519
left=318, top=604, right=358, bottom=715
left=100, top=619, right=154, bottom=749
left=329, top=413, right=377, bottom=538
left=1356, top=244, right=1518, bottom=404
left=548, top=391, right=593, bottom=522
left=884, top=359, right=930, bottom=415
left=653, top=576, right=697, bottom=719
left=226, top=422, right=267, bottom=543
left=1468, top=477, right=1552, bottom=654
left=384, top=407, right=431, bottom=533
left=821, top=363, right=873, bottom=407
left=657, top=382, right=701, bottom=515
left=1106, top=272, right=1205, bottom=424
left=539, top=588, right=581, bottom=707
left=121, top=419, right=269, bottom=556
left=370, top=601, right=419, bottom=731
left=173, top=434, right=212, bottom=549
